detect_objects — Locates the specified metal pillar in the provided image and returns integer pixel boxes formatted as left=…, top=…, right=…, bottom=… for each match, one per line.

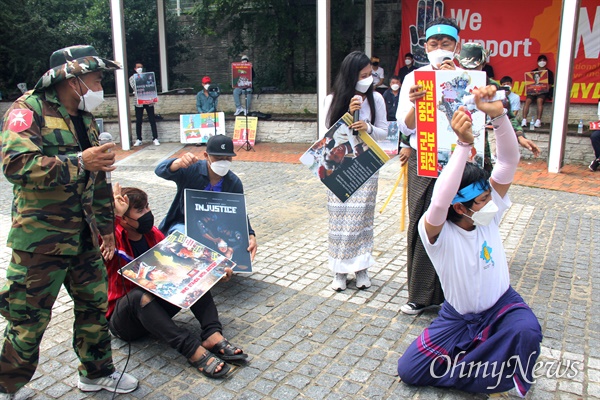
left=317, top=0, right=331, bottom=139
left=548, top=0, right=581, bottom=173
left=109, top=0, right=132, bottom=150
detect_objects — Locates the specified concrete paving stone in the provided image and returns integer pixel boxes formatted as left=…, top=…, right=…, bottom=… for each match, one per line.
left=274, top=360, right=298, bottom=373
left=323, top=393, right=348, bottom=400
left=204, top=389, right=236, bottom=400
left=283, top=374, right=311, bottom=390
left=58, top=392, right=88, bottom=400
left=337, top=354, right=360, bottom=367
left=304, top=384, right=332, bottom=399
left=345, top=344, right=369, bottom=358
left=558, top=380, right=584, bottom=395
left=261, top=367, right=288, bottom=383
left=234, top=391, right=265, bottom=400
left=283, top=351, right=308, bottom=363
left=588, top=347, right=600, bottom=359
left=337, top=380, right=362, bottom=395
left=589, top=357, right=600, bottom=369
left=319, top=345, right=341, bottom=358
left=315, top=373, right=340, bottom=389
left=251, top=378, right=277, bottom=395
left=271, top=385, right=301, bottom=399
left=563, top=341, right=585, bottom=354
left=27, top=374, right=56, bottom=391
left=589, top=382, right=600, bottom=398
left=526, top=389, right=559, bottom=400
left=145, top=373, right=173, bottom=388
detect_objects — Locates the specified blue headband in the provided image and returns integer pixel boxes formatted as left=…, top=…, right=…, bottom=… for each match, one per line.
left=426, top=25, right=459, bottom=41
left=451, top=180, right=490, bottom=205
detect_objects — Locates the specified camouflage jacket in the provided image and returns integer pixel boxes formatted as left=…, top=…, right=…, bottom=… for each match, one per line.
left=1, top=88, right=114, bottom=255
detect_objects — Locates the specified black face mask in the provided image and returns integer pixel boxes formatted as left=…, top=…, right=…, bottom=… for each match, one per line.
left=127, top=211, right=154, bottom=234
left=372, top=62, right=379, bottom=67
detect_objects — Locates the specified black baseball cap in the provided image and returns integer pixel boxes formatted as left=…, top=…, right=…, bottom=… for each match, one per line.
left=206, top=135, right=236, bottom=157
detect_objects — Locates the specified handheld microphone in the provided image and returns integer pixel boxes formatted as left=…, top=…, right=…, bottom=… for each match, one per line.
left=98, top=132, right=113, bottom=184
left=352, top=95, right=361, bottom=136
left=462, top=90, right=506, bottom=106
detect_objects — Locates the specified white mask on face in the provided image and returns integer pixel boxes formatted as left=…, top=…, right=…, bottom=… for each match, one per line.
left=204, top=84, right=210, bottom=90
left=355, top=75, right=373, bottom=93
left=209, top=159, right=232, bottom=176
left=391, top=84, right=400, bottom=91
left=405, top=58, right=413, bottom=66
left=538, top=61, right=547, bottom=68
left=136, top=68, right=143, bottom=74
left=75, top=78, right=104, bottom=113
left=427, top=48, right=455, bottom=68
left=468, top=200, right=499, bottom=226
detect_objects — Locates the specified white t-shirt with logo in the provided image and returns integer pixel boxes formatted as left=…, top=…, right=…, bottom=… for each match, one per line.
left=372, top=67, right=384, bottom=86
left=418, top=188, right=511, bottom=315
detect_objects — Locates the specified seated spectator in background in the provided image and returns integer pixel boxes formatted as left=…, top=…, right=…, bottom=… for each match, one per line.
left=233, top=55, right=255, bottom=116
left=398, top=52, right=417, bottom=84
left=371, top=56, right=386, bottom=92
left=196, top=76, right=218, bottom=114
left=521, top=54, right=554, bottom=128
left=383, top=76, right=401, bottom=140
left=397, top=87, right=542, bottom=397
left=499, top=76, right=521, bottom=120
left=590, top=129, right=600, bottom=171
left=104, top=183, right=248, bottom=379
left=590, top=104, right=600, bottom=171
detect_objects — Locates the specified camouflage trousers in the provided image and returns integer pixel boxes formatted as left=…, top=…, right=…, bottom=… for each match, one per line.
left=0, top=249, right=115, bottom=393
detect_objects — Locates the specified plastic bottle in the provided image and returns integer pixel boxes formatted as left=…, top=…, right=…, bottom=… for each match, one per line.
left=577, top=119, right=583, bottom=134
left=530, top=117, right=535, bottom=130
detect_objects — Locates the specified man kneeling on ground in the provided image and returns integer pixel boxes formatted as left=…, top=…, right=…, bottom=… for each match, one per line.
left=397, top=86, right=542, bottom=397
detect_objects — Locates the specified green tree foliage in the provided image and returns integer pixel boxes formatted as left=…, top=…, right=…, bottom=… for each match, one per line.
left=84, top=0, right=192, bottom=91
left=0, top=0, right=191, bottom=98
left=190, top=0, right=366, bottom=91
left=0, top=0, right=94, bottom=98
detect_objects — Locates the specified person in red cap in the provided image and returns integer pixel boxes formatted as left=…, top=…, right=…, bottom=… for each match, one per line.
left=196, top=76, right=218, bottom=114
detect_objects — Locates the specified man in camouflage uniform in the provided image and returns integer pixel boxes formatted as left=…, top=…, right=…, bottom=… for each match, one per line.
left=0, top=45, right=138, bottom=397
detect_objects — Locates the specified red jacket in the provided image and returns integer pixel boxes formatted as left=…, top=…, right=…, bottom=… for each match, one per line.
left=105, top=217, right=165, bottom=318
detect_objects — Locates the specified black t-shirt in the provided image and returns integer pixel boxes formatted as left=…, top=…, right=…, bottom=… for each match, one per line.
left=130, top=236, right=151, bottom=258
left=70, top=113, right=93, bottom=150
left=382, top=89, right=399, bottom=121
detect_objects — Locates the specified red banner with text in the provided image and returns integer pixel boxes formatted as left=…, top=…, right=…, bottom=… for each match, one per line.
left=396, top=0, right=600, bottom=104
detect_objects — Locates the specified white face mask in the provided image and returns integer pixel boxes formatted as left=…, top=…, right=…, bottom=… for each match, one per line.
left=538, top=61, right=547, bottom=68
left=204, top=84, right=211, bottom=90
left=75, top=78, right=104, bottom=113
left=209, top=159, right=232, bottom=176
left=405, top=58, right=413, bottom=66
left=427, top=48, right=455, bottom=68
left=391, top=84, right=400, bottom=91
left=355, top=75, right=373, bottom=93
left=136, top=68, right=143, bottom=74
left=468, top=200, right=499, bottom=226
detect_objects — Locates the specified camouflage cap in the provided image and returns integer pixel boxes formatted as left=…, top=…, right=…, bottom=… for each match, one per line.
left=34, top=45, right=121, bottom=90
left=456, top=42, right=489, bottom=69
